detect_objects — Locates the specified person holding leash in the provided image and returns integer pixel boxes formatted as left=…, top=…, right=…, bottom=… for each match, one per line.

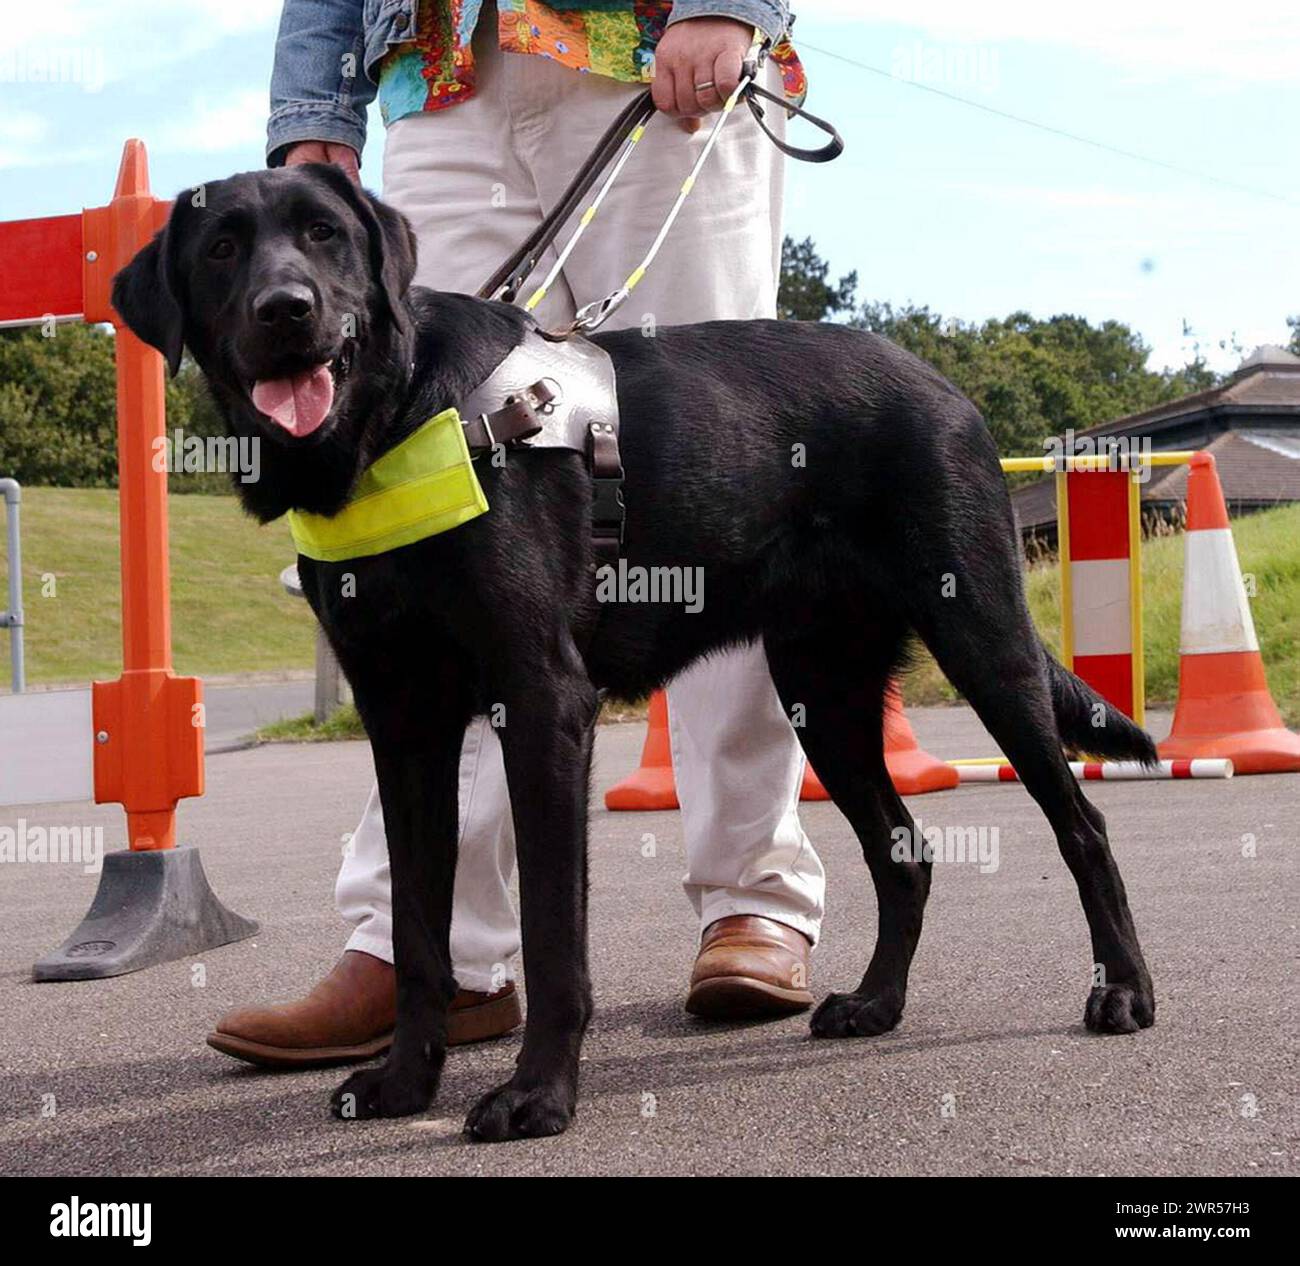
left=210, top=0, right=827, bottom=1067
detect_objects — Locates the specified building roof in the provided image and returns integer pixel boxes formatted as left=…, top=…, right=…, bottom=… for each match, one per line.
left=1079, top=347, right=1300, bottom=439
left=1011, top=346, right=1300, bottom=536
left=1012, top=428, right=1300, bottom=533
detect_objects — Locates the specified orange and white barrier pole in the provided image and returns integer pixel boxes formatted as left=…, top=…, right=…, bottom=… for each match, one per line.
left=1057, top=463, right=1143, bottom=722
left=955, top=758, right=1233, bottom=783
left=1157, top=453, right=1300, bottom=775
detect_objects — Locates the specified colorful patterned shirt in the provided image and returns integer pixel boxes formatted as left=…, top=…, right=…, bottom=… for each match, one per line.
left=377, top=1, right=807, bottom=126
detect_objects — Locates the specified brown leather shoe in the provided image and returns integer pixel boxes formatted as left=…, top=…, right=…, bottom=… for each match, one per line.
left=206, top=950, right=522, bottom=1069
left=686, top=915, right=814, bottom=1019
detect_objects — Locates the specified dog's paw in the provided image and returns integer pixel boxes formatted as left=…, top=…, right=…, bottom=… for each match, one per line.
left=464, top=1080, right=574, bottom=1143
left=810, top=990, right=903, bottom=1039
left=1084, top=980, right=1155, bottom=1034
left=330, top=1062, right=436, bottom=1121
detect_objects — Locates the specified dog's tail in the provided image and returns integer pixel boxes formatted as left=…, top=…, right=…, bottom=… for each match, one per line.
left=1044, top=646, right=1158, bottom=764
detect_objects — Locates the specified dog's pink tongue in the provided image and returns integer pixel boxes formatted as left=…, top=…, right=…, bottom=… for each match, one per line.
left=251, top=366, right=334, bottom=437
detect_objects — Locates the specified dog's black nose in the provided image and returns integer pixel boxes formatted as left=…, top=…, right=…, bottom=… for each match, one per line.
left=253, top=283, right=315, bottom=327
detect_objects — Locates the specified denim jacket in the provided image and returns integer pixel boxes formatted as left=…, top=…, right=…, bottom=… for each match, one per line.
left=267, top=0, right=792, bottom=165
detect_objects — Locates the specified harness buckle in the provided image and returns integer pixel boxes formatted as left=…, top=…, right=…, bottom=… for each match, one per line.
left=590, top=480, right=626, bottom=537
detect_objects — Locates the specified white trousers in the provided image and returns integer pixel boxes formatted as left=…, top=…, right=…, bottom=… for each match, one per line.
left=335, top=19, right=826, bottom=991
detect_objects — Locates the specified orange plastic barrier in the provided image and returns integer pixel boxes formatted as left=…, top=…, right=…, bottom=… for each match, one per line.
left=799, top=685, right=958, bottom=798
left=881, top=682, right=960, bottom=794
left=88, top=147, right=202, bottom=848
left=14, top=141, right=256, bottom=981
left=3, top=141, right=198, bottom=847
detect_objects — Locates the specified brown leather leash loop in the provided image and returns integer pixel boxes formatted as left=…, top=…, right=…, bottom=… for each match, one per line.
left=742, top=80, right=844, bottom=164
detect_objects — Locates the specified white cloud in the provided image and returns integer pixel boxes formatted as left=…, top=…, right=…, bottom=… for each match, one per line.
left=0, top=111, right=52, bottom=168
left=154, top=88, right=269, bottom=155
left=0, top=1, right=279, bottom=52
left=945, top=182, right=1162, bottom=212
left=795, top=0, right=1300, bottom=82
left=0, top=2, right=278, bottom=167
left=0, top=1, right=280, bottom=88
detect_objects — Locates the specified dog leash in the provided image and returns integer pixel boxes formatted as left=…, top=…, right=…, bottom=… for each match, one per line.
left=465, top=32, right=843, bottom=572
left=476, top=31, right=843, bottom=327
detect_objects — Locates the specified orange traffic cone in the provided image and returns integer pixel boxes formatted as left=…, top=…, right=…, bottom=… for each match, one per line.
left=881, top=681, right=960, bottom=794
left=799, top=685, right=956, bottom=797
left=606, top=683, right=957, bottom=811
left=604, top=691, right=679, bottom=810
left=1157, top=453, right=1300, bottom=775
left=800, top=763, right=831, bottom=800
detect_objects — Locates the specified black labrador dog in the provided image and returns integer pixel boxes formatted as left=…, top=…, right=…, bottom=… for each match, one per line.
left=112, top=165, right=1155, bottom=1141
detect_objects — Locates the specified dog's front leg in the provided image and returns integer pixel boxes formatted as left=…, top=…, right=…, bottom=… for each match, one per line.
left=330, top=730, right=462, bottom=1121
left=464, top=675, right=597, bottom=1142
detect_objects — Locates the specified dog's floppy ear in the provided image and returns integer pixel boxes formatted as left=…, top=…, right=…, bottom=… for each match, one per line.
left=310, top=163, right=418, bottom=339
left=364, top=191, right=419, bottom=337
left=110, top=206, right=187, bottom=378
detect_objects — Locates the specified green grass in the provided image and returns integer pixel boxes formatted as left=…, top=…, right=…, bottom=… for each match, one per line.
left=258, top=702, right=366, bottom=743
left=0, top=486, right=315, bottom=686
left=902, top=501, right=1300, bottom=725
left=5, top=488, right=1295, bottom=729
left=264, top=501, right=1300, bottom=742
left=255, top=697, right=644, bottom=743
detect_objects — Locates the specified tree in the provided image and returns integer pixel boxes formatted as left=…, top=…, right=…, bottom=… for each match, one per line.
left=0, top=238, right=1229, bottom=485
left=0, top=326, right=226, bottom=490
left=854, top=303, right=1219, bottom=456
left=778, top=236, right=858, bottom=322
left=0, top=325, right=120, bottom=486
left=1288, top=315, right=1299, bottom=357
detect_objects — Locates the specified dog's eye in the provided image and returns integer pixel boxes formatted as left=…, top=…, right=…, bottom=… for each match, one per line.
left=208, top=237, right=235, bottom=261
left=308, top=222, right=335, bottom=242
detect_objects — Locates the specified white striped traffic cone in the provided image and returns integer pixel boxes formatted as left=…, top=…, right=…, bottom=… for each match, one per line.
left=1157, top=453, right=1300, bottom=775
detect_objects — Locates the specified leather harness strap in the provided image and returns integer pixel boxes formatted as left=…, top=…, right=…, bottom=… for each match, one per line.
left=460, top=381, right=558, bottom=451
left=586, top=421, right=625, bottom=570
left=461, top=380, right=625, bottom=568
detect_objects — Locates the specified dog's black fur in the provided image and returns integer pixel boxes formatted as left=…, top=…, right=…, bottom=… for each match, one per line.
left=113, top=165, right=1156, bottom=1141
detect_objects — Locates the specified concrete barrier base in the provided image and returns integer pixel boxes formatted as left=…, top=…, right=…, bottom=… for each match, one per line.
left=32, top=845, right=258, bottom=981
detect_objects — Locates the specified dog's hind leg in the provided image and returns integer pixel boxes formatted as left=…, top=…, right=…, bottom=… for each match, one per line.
left=899, top=512, right=1155, bottom=1034
left=464, top=667, right=598, bottom=1142
left=764, top=614, right=932, bottom=1038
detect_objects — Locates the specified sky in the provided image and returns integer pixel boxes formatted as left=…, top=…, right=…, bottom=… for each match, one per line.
left=1, top=0, right=1296, bottom=373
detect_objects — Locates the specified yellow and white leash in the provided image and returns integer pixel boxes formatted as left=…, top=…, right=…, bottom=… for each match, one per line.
left=521, top=114, right=652, bottom=317
left=479, top=31, right=840, bottom=313
left=528, top=31, right=767, bottom=334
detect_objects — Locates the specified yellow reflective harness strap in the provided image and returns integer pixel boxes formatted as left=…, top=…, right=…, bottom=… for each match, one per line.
left=286, top=407, right=489, bottom=563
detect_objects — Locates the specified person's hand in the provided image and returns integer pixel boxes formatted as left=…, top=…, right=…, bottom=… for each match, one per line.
left=652, top=17, right=756, bottom=133
left=283, top=140, right=361, bottom=184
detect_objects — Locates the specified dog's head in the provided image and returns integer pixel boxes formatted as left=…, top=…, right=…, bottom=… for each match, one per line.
left=112, top=164, right=418, bottom=517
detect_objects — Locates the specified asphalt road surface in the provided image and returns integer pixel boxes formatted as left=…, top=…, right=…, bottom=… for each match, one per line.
left=1, top=709, right=1295, bottom=1177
